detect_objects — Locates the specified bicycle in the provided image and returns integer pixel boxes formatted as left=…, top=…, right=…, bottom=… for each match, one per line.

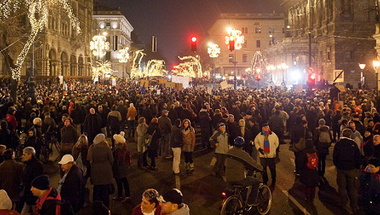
left=220, top=173, right=272, bottom=215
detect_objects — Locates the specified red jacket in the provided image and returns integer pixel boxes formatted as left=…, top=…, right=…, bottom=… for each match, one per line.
left=132, top=204, right=161, bottom=215
left=6, top=114, right=17, bottom=132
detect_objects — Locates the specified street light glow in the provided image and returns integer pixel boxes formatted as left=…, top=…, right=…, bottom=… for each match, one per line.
left=359, top=63, right=366, bottom=70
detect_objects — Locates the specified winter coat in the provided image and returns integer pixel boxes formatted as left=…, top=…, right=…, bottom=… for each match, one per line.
left=70, top=108, right=85, bottom=125
left=172, top=203, right=190, bottom=215
left=90, top=142, right=114, bottom=185
left=170, top=125, right=183, bottom=148
left=22, top=157, right=44, bottom=205
left=299, top=147, right=319, bottom=187
left=107, top=110, right=122, bottom=131
left=0, top=129, right=12, bottom=149
left=61, top=125, right=78, bottom=144
left=0, top=160, right=23, bottom=201
left=83, top=113, right=102, bottom=139
left=60, top=165, right=85, bottom=213
left=199, top=110, right=212, bottom=130
left=182, top=127, right=195, bottom=152
left=209, top=130, right=229, bottom=154
left=333, top=137, right=361, bottom=170
left=126, top=107, right=138, bottom=121
left=35, top=188, right=61, bottom=215
left=269, top=114, right=284, bottom=131
left=158, top=116, right=171, bottom=134
left=112, top=146, right=129, bottom=179
left=6, top=114, right=17, bottom=132
left=147, top=123, right=161, bottom=151
left=254, top=132, right=279, bottom=159
left=315, top=125, right=332, bottom=155
left=136, top=124, right=148, bottom=153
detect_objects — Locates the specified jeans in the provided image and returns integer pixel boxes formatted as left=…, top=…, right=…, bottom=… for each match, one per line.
left=93, top=184, right=111, bottom=207
left=160, top=133, right=171, bottom=157
left=260, top=158, right=276, bottom=185
left=115, top=177, right=130, bottom=197
left=213, top=153, right=226, bottom=175
left=127, top=120, right=135, bottom=137
left=172, top=147, right=181, bottom=173
left=336, top=169, right=360, bottom=210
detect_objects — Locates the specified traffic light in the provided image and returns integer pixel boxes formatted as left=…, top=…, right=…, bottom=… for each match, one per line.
left=191, top=36, right=197, bottom=52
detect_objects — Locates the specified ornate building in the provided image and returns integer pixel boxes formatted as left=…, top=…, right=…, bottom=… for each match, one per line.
left=207, top=13, right=284, bottom=81
left=268, top=0, right=377, bottom=88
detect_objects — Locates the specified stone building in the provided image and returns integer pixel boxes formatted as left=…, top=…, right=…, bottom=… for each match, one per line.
left=207, top=13, right=284, bottom=81
left=268, top=0, right=377, bottom=88
left=93, top=2, right=134, bottom=79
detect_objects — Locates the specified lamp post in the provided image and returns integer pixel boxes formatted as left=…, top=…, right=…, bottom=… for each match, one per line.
left=208, top=42, right=220, bottom=86
left=373, top=61, right=380, bottom=101
left=225, top=28, right=244, bottom=89
left=117, top=46, right=130, bottom=80
left=359, top=63, right=366, bottom=88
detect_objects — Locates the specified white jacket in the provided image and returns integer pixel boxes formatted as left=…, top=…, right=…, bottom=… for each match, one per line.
left=254, top=132, right=279, bottom=158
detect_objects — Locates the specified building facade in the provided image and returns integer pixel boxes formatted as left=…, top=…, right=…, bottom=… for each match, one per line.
left=93, top=3, right=134, bottom=79
left=268, top=0, right=377, bottom=88
left=207, top=13, right=285, bottom=81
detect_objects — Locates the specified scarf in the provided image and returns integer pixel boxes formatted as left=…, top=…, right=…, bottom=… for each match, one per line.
left=263, top=131, right=270, bottom=154
left=34, top=188, right=61, bottom=215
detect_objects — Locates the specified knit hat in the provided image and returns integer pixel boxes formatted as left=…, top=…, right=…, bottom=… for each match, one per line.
left=368, top=158, right=380, bottom=167
left=31, top=175, right=50, bottom=190
left=93, top=133, right=106, bottom=145
left=0, top=190, right=12, bottom=210
left=113, top=131, right=126, bottom=144
left=157, top=188, right=183, bottom=205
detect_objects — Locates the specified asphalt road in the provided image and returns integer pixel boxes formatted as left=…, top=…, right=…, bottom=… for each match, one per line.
left=44, top=136, right=354, bottom=215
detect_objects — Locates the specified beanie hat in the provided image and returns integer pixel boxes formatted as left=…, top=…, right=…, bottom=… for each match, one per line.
left=0, top=190, right=12, bottom=210
left=31, top=175, right=50, bottom=190
left=93, top=133, right=106, bottom=145
left=113, top=131, right=126, bottom=144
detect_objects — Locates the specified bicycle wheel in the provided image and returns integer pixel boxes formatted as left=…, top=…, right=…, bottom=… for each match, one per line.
left=220, top=195, right=243, bottom=215
left=256, top=184, right=272, bottom=215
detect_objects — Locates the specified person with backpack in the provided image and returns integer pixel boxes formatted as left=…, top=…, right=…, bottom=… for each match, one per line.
left=299, top=139, right=319, bottom=204
left=315, top=118, right=332, bottom=177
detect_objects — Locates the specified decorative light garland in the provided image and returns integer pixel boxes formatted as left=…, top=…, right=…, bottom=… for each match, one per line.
left=207, top=42, right=220, bottom=58
left=117, top=46, right=130, bottom=63
left=92, top=60, right=112, bottom=80
left=1, top=0, right=81, bottom=80
left=130, top=49, right=145, bottom=79
left=90, top=35, right=110, bottom=57
left=172, top=55, right=202, bottom=78
left=145, top=59, right=167, bottom=77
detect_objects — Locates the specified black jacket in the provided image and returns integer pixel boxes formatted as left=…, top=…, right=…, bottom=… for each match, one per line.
left=60, top=165, right=85, bottom=213
left=23, top=157, right=44, bottom=205
left=170, top=125, right=182, bottom=148
left=147, top=123, right=161, bottom=151
left=333, top=137, right=361, bottom=170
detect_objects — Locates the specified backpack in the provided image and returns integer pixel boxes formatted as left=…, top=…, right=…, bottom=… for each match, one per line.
left=306, top=152, right=318, bottom=170
left=318, top=129, right=331, bottom=145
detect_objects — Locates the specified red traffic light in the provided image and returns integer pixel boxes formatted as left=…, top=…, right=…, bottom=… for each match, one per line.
left=191, top=37, right=197, bottom=42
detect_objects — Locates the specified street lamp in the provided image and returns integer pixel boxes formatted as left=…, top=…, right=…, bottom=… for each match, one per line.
left=373, top=61, right=380, bottom=101
left=359, top=63, right=366, bottom=88
left=225, top=28, right=245, bottom=89
left=266, top=65, right=276, bottom=83
left=208, top=42, right=220, bottom=85
left=117, top=46, right=130, bottom=80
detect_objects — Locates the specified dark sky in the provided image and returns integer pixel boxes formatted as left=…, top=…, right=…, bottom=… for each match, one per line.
left=103, top=0, right=283, bottom=65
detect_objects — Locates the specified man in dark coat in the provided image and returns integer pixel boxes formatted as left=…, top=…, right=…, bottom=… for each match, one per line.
left=269, top=110, right=285, bottom=144
left=329, top=83, right=340, bottom=101
left=83, top=108, right=102, bottom=145
left=0, top=149, right=23, bottom=205
left=21, top=147, right=44, bottom=214
left=227, top=114, right=240, bottom=146
left=158, top=110, right=172, bottom=159
left=58, top=154, right=85, bottom=213
left=199, top=107, right=212, bottom=149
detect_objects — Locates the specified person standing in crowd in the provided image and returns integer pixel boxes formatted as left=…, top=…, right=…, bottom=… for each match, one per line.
left=31, top=175, right=61, bottom=215
left=170, top=119, right=183, bottom=175
left=332, top=110, right=342, bottom=142
left=226, top=114, right=239, bottom=146
left=88, top=134, right=114, bottom=207
left=147, top=118, right=161, bottom=170
left=333, top=128, right=361, bottom=213
left=360, top=158, right=380, bottom=214
left=158, top=110, right=172, bottom=159
left=158, top=189, right=190, bottom=215
left=349, top=121, right=364, bottom=156
left=24, top=129, right=43, bottom=159
left=70, top=103, right=84, bottom=135
left=299, top=139, right=319, bottom=204
left=108, top=105, right=122, bottom=148
left=132, top=188, right=162, bottom=215
left=21, top=147, right=44, bottom=215
left=238, top=119, right=254, bottom=157
left=112, top=132, right=131, bottom=202
left=0, top=149, right=23, bottom=209
left=254, top=123, right=280, bottom=188
left=0, top=121, right=12, bottom=150
left=291, top=117, right=308, bottom=176
left=182, top=119, right=195, bottom=175
left=83, top=108, right=102, bottom=146
left=6, top=107, right=17, bottom=132
left=315, top=118, right=332, bottom=178
left=269, top=110, right=285, bottom=145
left=199, top=107, right=212, bottom=149
left=98, top=105, right=109, bottom=137
left=127, top=103, right=138, bottom=139
left=61, top=117, right=79, bottom=156
left=0, top=189, right=20, bottom=215
left=209, top=123, right=229, bottom=177
left=136, top=117, right=149, bottom=168
left=57, top=154, right=85, bottom=213
left=373, top=134, right=380, bottom=159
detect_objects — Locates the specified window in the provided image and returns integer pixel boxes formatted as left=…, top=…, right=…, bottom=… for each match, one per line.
left=255, top=27, right=261, bottom=33
left=229, top=54, right=234, bottom=63
left=114, top=36, right=118, bottom=51
left=242, top=54, right=247, bottom=62
left=258, top=27, right=261, bottom=33
left=256, top=40, right=261, bottom=48
left=106, top=23, right=111, bottom=29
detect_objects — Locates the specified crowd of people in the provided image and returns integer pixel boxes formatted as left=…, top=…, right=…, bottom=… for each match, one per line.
left=0, top=79, right=378, bottom=214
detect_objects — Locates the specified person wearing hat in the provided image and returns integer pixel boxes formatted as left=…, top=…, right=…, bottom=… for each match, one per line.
left=158, top=188, right=190, bottom=215
left=88, top=133, right=114, bottom=207
left=57, top=154, right=85, bottom=213
left=31, top=175, right=62, bottom=215
left=209, top=122, right=229, bottom=177
left=0, top=189, right=20, bottom=215
left=360, top=158, right=380, bottom=214
left=254, top=123, right=279, bottom=187
left=225, top=136, right=263, bottom=206
left=21, top=147, right=43, bottom=214
left=132, top=188, right=162, bottom=215
left=112, top=132, right=131, bottom=202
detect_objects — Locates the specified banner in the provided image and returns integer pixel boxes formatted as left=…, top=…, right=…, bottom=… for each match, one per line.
left=171, top=75, right=190, bottom=88
left=220, top=81, right=228, bottom=89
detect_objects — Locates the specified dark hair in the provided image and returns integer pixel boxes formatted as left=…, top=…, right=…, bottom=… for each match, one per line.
left=3, top=149, right=14, bottom=160
left=175, top=119, right=181, bottom=127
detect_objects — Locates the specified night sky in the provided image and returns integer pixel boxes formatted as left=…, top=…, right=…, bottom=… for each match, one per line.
left=102, top=0, right=283, bottom=65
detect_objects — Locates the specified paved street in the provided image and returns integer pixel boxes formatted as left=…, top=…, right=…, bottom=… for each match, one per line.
left=43, top=134, right=354, bottom=215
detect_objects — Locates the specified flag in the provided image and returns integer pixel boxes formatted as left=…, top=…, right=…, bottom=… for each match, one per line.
left=141, top=83, right=146, bottom=94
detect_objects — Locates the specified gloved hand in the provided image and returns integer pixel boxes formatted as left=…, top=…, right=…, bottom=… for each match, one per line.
left=259, top=148, right=264, bottom=155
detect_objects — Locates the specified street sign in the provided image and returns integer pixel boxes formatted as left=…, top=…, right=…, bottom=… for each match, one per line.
left=333, top=70, right=344, bottom=82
